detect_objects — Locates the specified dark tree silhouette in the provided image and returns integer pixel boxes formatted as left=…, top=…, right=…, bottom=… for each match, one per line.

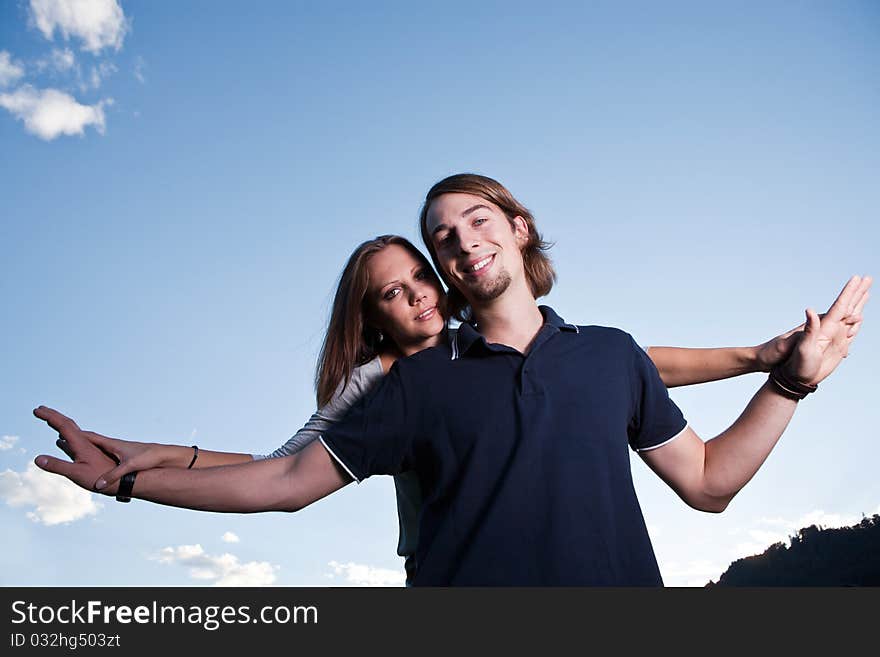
left=706, top=514, right=880, bottom=586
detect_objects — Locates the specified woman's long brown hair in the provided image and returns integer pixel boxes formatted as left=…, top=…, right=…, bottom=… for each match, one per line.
left=315, top=235, right=441, bottom=407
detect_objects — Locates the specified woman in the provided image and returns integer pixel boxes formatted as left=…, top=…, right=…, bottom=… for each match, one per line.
left=58, top=233, right=838, bottom=583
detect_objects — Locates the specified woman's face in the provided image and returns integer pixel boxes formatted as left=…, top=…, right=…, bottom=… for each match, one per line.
left=365, top=243, right=447, bottom=356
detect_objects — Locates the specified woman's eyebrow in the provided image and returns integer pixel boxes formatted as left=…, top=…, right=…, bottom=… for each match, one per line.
left=378, top=278, right=401, bottom=292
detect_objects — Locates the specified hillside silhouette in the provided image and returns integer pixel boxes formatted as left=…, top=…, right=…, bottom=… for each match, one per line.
left=706, top=514, right=880, bottom=586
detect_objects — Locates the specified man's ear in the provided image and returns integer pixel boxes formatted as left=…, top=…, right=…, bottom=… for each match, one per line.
left=512, top=215, right=529, bottom=245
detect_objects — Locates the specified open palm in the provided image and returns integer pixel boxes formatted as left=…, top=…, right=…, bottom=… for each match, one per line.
left=784, top=275, right=871, bottom=386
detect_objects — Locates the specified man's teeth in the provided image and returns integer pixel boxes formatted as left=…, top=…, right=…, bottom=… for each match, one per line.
left=470, top=256, right=492, bottom=272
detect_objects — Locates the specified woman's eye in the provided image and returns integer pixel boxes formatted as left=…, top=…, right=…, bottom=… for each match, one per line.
left=474, top=217, right=487, bottom=226
left=384, top=288, right=401, bottom=300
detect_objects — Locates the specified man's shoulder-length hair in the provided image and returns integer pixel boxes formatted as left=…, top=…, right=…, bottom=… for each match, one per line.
left=418, top=173, right=556, bottom=322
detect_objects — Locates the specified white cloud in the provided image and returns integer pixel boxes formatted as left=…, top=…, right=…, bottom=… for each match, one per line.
left=221, top=531, right=240, bottom=544
left=326, top=561, right=406, bottom=587
left=133, top=55, right=145, bottom=84
left=0, top=435, right=20, bottom=451
left=53, top=47, right=77, bottom=71
left=153, top=544, right=279, bottom=586
left=30, top=0, right=129, bottom=54
left=0, top=84, right=111, bottom=140
left=36, top=47, right=77, bottom=74
left=0, top=462, right=102, bottom=525
left=87, top=61, right=116, bottom=89
left=0, top=51, right=25, bottom=87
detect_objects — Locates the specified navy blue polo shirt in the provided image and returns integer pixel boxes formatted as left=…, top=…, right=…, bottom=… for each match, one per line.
left=320, top=306, right=687, bottom=586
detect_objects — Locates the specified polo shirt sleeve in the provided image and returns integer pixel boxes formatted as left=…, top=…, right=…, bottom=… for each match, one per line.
left=626, top=335, right=688, bottom=452
left=319, top=362, right=417, bottom=483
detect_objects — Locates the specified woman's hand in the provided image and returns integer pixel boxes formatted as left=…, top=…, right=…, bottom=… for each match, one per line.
left=754, top=325, right=803, bottom=373
left=83, top=433, right=193, bottom=491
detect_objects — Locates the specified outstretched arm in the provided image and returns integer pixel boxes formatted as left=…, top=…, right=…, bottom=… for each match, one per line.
left=34, top=407, right=351, bottom=513
left=641, top=275, right=870, bottom=512
left=74, top=435, right=254, bottom=474
left=646, top=277, right=866, bottom=388
left=74, top=358, right=386, bottom=490
left=647, top=345, right=765, bottom=388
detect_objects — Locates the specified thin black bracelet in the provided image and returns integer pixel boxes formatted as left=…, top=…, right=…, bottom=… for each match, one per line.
left=187, top=445, right=199, bottom=469
left=116, top=471, right=137, bottom=503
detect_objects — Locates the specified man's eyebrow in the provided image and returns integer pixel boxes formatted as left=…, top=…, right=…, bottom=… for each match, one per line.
left=461, top=204, right=491, bottom=218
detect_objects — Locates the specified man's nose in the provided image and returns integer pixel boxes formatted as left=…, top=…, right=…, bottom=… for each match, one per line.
left=457, top=226, right=480, bottom=253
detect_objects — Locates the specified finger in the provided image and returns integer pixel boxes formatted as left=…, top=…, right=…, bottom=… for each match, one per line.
left=845, top=277, right=872, bottom=317
left=803, top=308, right=822, bottom=343
left=94, top=461, right=137, bottom=491
left=83, top=431, right=113, bottom=450
left=34, top=454, right=80, bottom=479
left=825, top=276, right=861, bottom=321
left=852, top=289, right=870, bottom=318
left=83, top=432, right=121, bottom=465
left=33, top=406, right=82, bottom=441
left=779, top=322, right=806, bottom=340
left=55, top=437, right=75, bottom=460
left=847, top=319, right=862, bottom=338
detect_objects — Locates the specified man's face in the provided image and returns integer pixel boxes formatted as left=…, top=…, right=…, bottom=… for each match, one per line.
left=425, top=193, right=528, bottom=306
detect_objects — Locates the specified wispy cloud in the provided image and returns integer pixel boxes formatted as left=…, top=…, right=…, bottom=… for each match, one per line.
left=0, top=462, right=102, bottom=525
left=35, top=47, right=77, bottom=74
left=221, top=531, right=240, bottom=544
left=86, top=61, right=117, bottom=90
left=153, top=544, right=279, bottom=586
left=0, top=51, right=25, bottom=87
left=0, top=84, right=111, bottom=140
left=0, top=435, right=21, bottom=451
left=133, top=55, right=145, bottom=84
left=29, top=0, right=129, bottom=54
left=326, top=561, right=405, bottom=587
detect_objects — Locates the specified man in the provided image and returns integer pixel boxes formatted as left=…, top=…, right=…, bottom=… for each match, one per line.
left=34, top=174, right=870, bottom=585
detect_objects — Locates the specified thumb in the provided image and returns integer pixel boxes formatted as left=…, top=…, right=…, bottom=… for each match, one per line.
left=803, top=308, right=821, bottom=339
left=35, top=454, right=78, bottom=479
left=94, top=460, right=136, bottom=491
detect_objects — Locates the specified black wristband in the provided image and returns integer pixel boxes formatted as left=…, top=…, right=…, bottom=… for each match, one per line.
left=116, top=471, right=137, bottom=503
left=769, top=365, right=818, bottom=401
left=187, top=445, right=199, bottom=469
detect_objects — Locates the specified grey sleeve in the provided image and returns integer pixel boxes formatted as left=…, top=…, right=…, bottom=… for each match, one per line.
left=253, top=357, right=385, bottom=460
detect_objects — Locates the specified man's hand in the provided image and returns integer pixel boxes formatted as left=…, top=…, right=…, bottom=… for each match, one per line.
left=33, top=406, right=121, bottom=495
left=755, top=278, right=869, bottom=372
left=781, top=275, right=871, bottom=386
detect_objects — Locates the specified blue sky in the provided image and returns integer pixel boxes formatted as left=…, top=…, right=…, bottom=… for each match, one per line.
left=1, top=1, right=878, bottom=586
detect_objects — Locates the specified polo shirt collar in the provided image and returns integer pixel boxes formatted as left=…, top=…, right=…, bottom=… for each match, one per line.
left=451, top=305, right=579, bottom=360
